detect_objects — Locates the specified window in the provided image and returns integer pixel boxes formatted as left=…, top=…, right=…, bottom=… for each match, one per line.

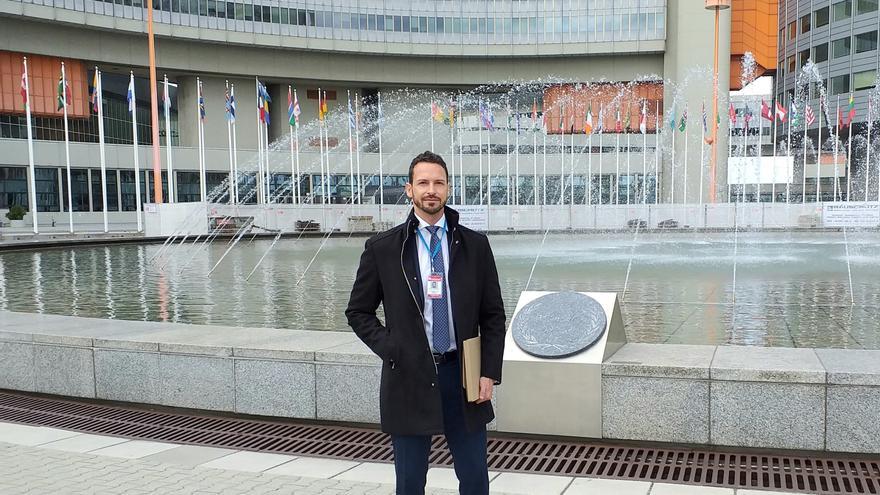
left=788, top=20, right=796, bottom=40
left=857, top=0, right=878, bottom=14
left=832, top=36, right=851, bottom=58
left=800, top=13, right=811, bottom=33
left=779, top=27, right=785, bottom=47
left=799, top=48, right=810, bottom=67
left=833, top=0, right=852, bottom=21
left=854, top=69, right=877, bottom=90
left=814, top=42, right=829, bottom=62
left=831, top=74, right=851, bottom=94
left=855, top=30, right=878, bottom=52
left=788, top=55, right=795, bottom=72
left=815, top=6, right=830, bottom=27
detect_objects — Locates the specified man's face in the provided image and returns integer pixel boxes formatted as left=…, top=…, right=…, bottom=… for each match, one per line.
left=406, top=162, right=448, bottom=216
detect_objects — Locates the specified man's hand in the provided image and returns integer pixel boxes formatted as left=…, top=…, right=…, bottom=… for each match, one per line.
left=476, top=377, right=494, bottom=404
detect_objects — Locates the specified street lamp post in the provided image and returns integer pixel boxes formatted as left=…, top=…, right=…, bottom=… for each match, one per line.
left=705, top=0, right=730, bottom=203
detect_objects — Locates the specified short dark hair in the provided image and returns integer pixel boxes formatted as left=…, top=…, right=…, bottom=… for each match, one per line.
left=408, top=151, right=448, bottom=183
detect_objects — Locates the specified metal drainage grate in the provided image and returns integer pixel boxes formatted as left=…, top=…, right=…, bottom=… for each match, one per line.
left=0, top=390, right=877, bottom=494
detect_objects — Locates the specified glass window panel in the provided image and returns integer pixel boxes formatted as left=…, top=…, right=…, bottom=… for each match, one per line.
left=855, top=30, right=878, bottom=53
left=854, top=69, right=877, bottom=90
left=815, top=6, right=829, bottom=26
left=833, top=0, right=852, bottom=21
left=831, top=74, right=850, bottom=94
left=800, top=13, right=811, bottom=33
left=857, top=0, right=878, bottom=14
left=832, top=36, right=851, bottom=58
left=814, top=42, right=829, bottom=62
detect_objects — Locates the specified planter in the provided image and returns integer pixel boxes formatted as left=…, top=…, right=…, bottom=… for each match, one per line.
left=9, top=220, right=24, bottom=228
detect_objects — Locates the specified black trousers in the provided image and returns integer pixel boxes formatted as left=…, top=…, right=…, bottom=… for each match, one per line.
left=391, top=356, right=489, bottom=495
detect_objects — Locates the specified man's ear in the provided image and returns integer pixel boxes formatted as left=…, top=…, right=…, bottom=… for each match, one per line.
left=405, top=182, right=413, bottom=199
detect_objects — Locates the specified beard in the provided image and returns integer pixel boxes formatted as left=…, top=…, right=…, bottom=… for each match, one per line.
left=413, top=194, right=446, bottom=215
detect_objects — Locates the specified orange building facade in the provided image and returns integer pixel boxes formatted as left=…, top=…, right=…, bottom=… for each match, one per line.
left=730, top=0, right=778, bottom=89
left=0, top=51, right=90, bottom=119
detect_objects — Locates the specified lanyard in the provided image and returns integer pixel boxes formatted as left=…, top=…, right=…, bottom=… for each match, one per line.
left=416, top=221, right=446, bottom=261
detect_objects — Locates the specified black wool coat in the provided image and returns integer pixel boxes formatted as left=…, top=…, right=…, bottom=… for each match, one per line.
left=345, top=206, right=507, bottom=435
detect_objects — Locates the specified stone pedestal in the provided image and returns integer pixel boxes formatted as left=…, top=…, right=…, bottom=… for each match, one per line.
left=496, top=291, right=626, bottom=438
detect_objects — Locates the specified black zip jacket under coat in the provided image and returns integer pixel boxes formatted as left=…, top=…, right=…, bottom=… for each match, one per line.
left=345, top=206, right=507, bottom=435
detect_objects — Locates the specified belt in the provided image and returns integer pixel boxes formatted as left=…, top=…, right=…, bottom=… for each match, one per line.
left=432, top=350, right=458, bottom=365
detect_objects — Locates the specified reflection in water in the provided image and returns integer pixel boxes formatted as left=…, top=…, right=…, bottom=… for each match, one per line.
left=1, top=232, right=878, bottom=349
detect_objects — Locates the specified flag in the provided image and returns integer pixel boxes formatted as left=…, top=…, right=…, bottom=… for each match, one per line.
left=761, top=99, right=773, bottom=121
left=227, top=85, right=236, bottom=123
left=846, top=94, right=856, bottom=125
left=775, top=101, right=787, bottom=122
left=790, top=102, right=800, bottom=127
left=624, top=107, right=631, bottom=132
left=126, top=75, right=135, bottom=114
left=729, top=102, right=737, bottom=125
left=532, top=99, right=538, bottom=130
left=743, top=105, right=753, bottom=131
left=838, top=104, right=845, bottom=129
left=431, top=102, right=444, bottom=122
left=679, top=108, right=687, bottom=132
left=163, top=77, right=171, bottom=112
left=480, top=102, right=495, bottom=131
left=348, top=96, right=356, bottom=129
left=198, top=81, right=206, bottom=121
left=20, top=67, right=28, bottom=107
left=805, top=104, right=815, bottom=126
left=257, top=82, right=270, bottom=125
left=57, top=75, right=71, bottom=111
left=226, top=84, right=234, bottom=122
left=584, top=103, right=593, bottom=134
left=701, top=102, right=708, bottom=133
left=668, top=109, right=676, bottom=131
left=90, top=70, right=100, bottom=113
left=292, top=89, right=300, bottom=123
left=287, top=86, right=296, bottom=126
left=639, top=101, right=647, bottom=134
left=615, top=107, right=622, bottom=133
left=318, top=92, right=328, bottom=120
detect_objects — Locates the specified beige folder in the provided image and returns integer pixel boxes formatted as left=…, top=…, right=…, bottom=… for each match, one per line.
left=461, top=336, right=481, bottom=402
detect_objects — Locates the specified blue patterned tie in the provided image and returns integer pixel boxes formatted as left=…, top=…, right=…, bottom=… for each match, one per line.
left=428, top=226, right=450, bottom=353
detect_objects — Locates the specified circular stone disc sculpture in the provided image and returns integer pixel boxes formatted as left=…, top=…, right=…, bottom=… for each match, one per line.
left=511, top=292, right=608, bottom=359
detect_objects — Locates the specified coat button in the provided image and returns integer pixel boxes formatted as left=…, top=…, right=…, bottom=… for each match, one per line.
left=430, top=382, right=435, bottom=387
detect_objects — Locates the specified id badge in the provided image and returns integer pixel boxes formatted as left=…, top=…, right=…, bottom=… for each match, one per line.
left=426, top=273, right=444, bottom=299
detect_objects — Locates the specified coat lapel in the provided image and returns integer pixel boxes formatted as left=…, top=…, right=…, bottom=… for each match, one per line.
left=402, top=222, right=424, bottom=312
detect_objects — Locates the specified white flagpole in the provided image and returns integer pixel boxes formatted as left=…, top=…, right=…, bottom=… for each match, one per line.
left=866, top=100, right=872, bottom=201
left=588, top=105, right=593, bottom=205
left=264, top=119, right=271, bottom=204
left=570, top=111, right=575, bottom=206
left=347, top=90, right=355, bottom=205
left=786, top=95, right=793, bottom=203
left=684, top=105, right=689, bottom=204
left=727, top=105, right=733, bottom=202
left=289, top=86, right=296, bottom=205
left=61, top=62, right=74, bottom=233
left=198, top=79, right=206, bottom=202
left=458, top=94, right=464, bottom=204
left=323, top=90, right=331, bottom=204
left=130, top=72, right=143, bottom=232
left=97, top=68, right=108, bottom=232
left=816, top=100, right=822, bottom=202
left=643, top=102, right=648, bottom=204
left=542, top=117, right=547, bottom=206
left=448, top=99, right=455, bottom=205
left=598, top=105, right=604, bottom=204
left=506, top=98, right=511, bottom=205
left=771, top=101, right=778, bottom=202
left=834, top=96, right=840, bottom=200
left=478, top=99, right=484, bottom=205
left=256, top=78, right=264, bottom=204
left=487, top=104, right=492, bottom=207
left=846, top=96, right=854, bottom=202
left=164, top=75, right=175, bottom=204
left=317, top=88, right=325, bottom=205
left=803, top=105, right=809, bottom=204
left=226, top=80, right=234, bottom=204
left=655, top=105, right=660, bottom=204
left=294, top=88, right=301, bottom=205
left=700, top=108, right=705, bottom=205
left=378, top=91, right=385, bottom=210
left=533, top=107, right=538, bottom=206
left=626, top=110, right=631, bottom=204
left=561, top=101, right=566, bottom=205
left=430, top=101, right=435, bottom=152
left=23, top=58, right=38, bottom=234
left=615, top=108, right=620, bottom=205
left=355, top=94, right=361, bottom=205
left=671, top=109, right=676, bottom=204
left=230, top=84, right=239, bottom=204
left=516, top=111, right=521, bottom=206
left=745, top=109, right=750, bottom=202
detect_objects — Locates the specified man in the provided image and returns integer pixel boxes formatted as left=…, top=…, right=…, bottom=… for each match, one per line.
left=346, top=151, right=506, bottom=495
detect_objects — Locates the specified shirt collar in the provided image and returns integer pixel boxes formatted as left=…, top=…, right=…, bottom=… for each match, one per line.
left=414, top=212, right=447, bottom=233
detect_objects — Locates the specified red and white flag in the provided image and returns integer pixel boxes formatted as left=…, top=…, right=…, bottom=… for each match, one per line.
left=805, top=105, right=815, bottom=126
left=20, top=65, right=28, bottom=107
left=775, top=101, right=787, bottom=122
